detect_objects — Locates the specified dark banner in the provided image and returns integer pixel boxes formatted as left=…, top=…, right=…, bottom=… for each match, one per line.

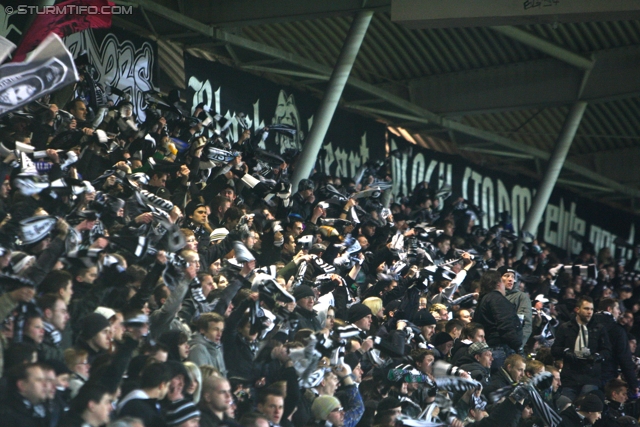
left=184, top=53, right=386, bottom=177
left=389, top=133, right=640, bottom=258
left=63, top=28, right=158, bottom=121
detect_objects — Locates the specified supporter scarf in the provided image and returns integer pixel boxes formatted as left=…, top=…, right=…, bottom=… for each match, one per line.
left=43, top=321, right=61, bottom=345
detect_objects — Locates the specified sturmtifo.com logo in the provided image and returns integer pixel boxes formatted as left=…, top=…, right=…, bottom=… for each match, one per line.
left=6, top=4, right=133, bottom=15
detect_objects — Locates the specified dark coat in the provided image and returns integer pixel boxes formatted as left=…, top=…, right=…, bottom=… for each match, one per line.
left=551, top=315, right=612, bottom=390
left=0, top=395, right=49, bottom=427
left=593, top=312, right=638, bottom=390
left=294, top=306, right=322, bottom=332
left=594, top=400, right=627, bottom=427
left=484, top=367, right=516, bottom=397
left=290, top=192, right=313, bottom=221
left=198, top=404, right=237, bottom=427
left=560, top=406, right=592, bottom=427
left=473, top=290, right=523, bottom=351
left=459, top=361, right=491, bottom=388
left=118, top=398, right=166, bottom=427
left=450, top=340, right=472, bottom=366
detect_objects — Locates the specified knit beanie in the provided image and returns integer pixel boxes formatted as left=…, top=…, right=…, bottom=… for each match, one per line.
left=432, top=331, right=454, bottom=347
left=165, top=400, right=201, bottom=426
left=79, top=313, right=111, bottom=340
left=348, top=303, right=372, bottom=324
left=343, top=352, right=362, bottom=372
left=579, top=393, right=604, bottom=413
left=293, top=285, right=315, bottom=301
left=312, top=395, right=341, bottom=421
left=413, top=309, right=437, bottom=327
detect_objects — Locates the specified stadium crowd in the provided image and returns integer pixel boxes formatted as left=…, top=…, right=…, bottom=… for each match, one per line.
left=0, top=52, right=638, bottom=427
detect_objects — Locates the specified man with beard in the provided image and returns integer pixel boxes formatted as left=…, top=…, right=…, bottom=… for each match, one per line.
left=552, top=296, right=612, bottom=401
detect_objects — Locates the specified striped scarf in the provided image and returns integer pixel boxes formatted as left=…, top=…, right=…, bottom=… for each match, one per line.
left=43, top=321, right=61, bottom=345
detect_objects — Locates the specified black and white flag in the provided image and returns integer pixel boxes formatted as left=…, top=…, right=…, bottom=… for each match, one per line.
left=0, top=33, right=78, bottom=117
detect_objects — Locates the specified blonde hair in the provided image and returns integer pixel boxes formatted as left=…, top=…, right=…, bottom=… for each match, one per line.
left=430, top=303, right=447, bottom=313
left=183, top=362, right=203, bottom=404
left=199, top=365, right=220, bottom=380
left=362, top=297, right=383, bottom=317
left=64, top=348, right=88, bottom=371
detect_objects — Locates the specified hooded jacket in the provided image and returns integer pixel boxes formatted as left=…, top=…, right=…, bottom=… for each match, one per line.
left=188, top=332, right=227, bottom=377
left=505, top=286, right=532, bottom=348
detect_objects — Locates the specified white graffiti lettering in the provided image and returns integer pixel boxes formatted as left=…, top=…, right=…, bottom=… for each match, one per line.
left=64, top=29, right=155, bottom=122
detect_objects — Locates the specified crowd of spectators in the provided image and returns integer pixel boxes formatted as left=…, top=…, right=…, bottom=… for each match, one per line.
left=0, top=49, right=639, bottom=427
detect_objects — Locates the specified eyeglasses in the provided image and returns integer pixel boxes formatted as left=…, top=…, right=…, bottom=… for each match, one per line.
left=331, top=407, right=344, bottom=413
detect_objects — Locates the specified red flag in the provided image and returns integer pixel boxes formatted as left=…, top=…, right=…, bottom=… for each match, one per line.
left=12, top=0, right=113, bottom=62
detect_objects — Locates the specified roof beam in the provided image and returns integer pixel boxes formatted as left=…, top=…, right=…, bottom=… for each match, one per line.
left=491, top=26, right=594, bottom=70
left=114, top=0, right=640, bottom=200
left=150, top=0, right=390, bottom=28
left=391, top=0, right=640, bottom=28
left=557, top=179, right=614, bottom=193
left=396, top=45, right=640, bottom=116
left=458, top=146, right=535, bottom=159
left=240, top=65, right=329, bottom=81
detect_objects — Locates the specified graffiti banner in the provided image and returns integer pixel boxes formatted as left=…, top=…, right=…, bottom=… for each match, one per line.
left=389, top=134, right=640, bottom=258
left=184, top=53, right=386, bottom=178
left=64, top=28, right=157, bottom=121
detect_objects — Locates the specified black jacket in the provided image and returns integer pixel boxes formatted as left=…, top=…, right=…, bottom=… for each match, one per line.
left=450, top=340, right=472, bottom=366
left=0, top=394, right=49, bottom=427
left=560, top=406, right=592, bottom=427
left=593, top=312, right=638, bottom=390
left=198, top=405, right=237, bottom=427
left=222, top=299, right=263, bottom=382
left=484, top=367, right=516, bottom=397
left=595, top=400, right=628, bottom=427
left=551, top=315, right=612, bottom=390
left=294, top=306, right=322, bottom=332
left=118, top=397, right=166, bottom=427
left=473, top=290, right=522, bottom=351
left=459, top=361, right=491, bottom=388
left=290, top=192, right=313, bottom=221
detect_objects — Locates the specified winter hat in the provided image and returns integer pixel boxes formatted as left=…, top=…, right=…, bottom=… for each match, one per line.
left=556, top=395, right=572, bottom=412
left=432, top=332, right=454, bottom=347
left=413, top=309, right=437, bottom=327
left=497, top=266, right=516, bottom=276
left=468, top=342, right=490, bottom=356
left=348, top=303, right=372, bottom=324
left=94, top=307, right=116, bottom=320
left=165, top=400, right=201, bottom=426
left=45, top=359, right=72, bottom=376
left=79, top=313, right=111, bottom=340
left=312, top=395, right=341, bottom=421
left=343, top=352, right=362, bottom=372
left=185, top=200, right=206, bottom=219
left=579, top=393, right=603, bottom=413
left=293, top=285, right=315, bottom=301
left=377, top=396, right=402, bottom=413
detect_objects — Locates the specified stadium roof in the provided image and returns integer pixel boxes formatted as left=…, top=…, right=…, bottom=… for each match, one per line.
left=113, top=0, right=640, bottom=214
